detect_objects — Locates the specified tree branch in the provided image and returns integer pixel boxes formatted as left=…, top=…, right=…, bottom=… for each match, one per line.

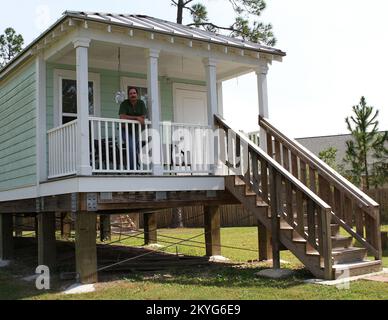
left=187, top=22, right=238, bottom=33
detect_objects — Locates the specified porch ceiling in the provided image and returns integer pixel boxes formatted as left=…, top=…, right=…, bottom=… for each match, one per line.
left=52, top=41, right=253, bottom=81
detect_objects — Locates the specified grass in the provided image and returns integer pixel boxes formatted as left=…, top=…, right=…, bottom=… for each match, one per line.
left=0, top=227, right=387, bottom=300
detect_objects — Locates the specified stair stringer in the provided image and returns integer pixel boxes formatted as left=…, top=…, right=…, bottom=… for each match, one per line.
left=225, top=176, right=326, bottom=279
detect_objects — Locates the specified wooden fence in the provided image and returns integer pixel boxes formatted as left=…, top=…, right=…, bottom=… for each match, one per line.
left=138, top=188, right=388, bottom=229
left=366, top=188, right=388, bottom=224
left=139, top=205, right=257, bottom=229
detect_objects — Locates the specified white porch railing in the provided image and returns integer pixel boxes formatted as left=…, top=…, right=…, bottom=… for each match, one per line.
left=161, top=122, right=212, bottom=174
left=88, top=117, right=213, bottom=175
left=89, top=117, right=152, bottom=174
left=47, top=117, right=213, bottom=178
left=47, top=119, right=78, bottom=179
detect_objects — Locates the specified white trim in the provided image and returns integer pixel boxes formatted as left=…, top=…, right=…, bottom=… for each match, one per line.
left=0, top=177, right=225, bottom=202
left=53, top=69, right=101, bottom=127
left=80, top=28, right=265, bottom=67
left=36, top=54, right=47, bottom=183
left=0, top=185, right=38, bottom=202
left=172, top=83, right=207, bottom=123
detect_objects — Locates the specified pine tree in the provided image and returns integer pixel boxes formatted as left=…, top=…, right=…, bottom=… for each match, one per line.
left=171, top=0, right=276, bottom=46
left=0, top=27, right=24, bottom=67
left=344, top=96, right=388, bottom=190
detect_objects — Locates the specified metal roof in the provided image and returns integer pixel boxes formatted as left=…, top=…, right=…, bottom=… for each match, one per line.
left=65, top=11, right=286, bottom=56
left=0, top=11, right=286, bottom=79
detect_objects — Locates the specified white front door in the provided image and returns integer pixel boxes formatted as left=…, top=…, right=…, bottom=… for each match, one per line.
left=174, top=84, right=207, bottom=125
left=171, top=84, right=209, bottom=173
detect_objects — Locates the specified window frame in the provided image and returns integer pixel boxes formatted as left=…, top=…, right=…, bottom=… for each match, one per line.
left=54, top=69, right=101, bottom=126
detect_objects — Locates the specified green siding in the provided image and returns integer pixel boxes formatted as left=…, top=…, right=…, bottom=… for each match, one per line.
left=0, top=63, right=37, bottom=191
left=46, top=63, right=205, bottom=127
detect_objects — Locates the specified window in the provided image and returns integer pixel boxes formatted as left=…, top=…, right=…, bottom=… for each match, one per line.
left=61, top=79, right=94, bottom=124
left=54, top=69, right=100, bottom=126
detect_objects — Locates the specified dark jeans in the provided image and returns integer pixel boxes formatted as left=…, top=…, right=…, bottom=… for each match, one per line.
left=123, top=131, right=140, bottom=170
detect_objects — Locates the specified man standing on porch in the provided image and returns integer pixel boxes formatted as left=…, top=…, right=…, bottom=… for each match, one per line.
left=119, top=87, right=148, bottom=170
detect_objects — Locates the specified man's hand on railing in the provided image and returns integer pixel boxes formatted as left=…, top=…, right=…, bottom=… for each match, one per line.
left=119, top=114, right=146, bottom=125
left=137, top=116, right=145, bottom=125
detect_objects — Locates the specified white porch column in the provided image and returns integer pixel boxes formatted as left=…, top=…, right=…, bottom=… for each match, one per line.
left=216, top=81, right=224, bottom=117
left=203, top=58, right=219, bottom=174
left=36, top=53, right=47, bottom=183
left=146, top=49, right=163, bottom=175
left=256, top=60, right=269, bottom=152
left=74, top=38, right=92, bottom=176
left=203, top=58, right=218, bottom=127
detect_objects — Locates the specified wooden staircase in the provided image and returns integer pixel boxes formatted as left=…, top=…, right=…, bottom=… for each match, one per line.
left=215, top=115, right=383, bottom=280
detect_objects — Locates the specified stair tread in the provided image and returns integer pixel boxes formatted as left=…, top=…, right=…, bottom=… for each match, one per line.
left=332, top=247, right=366, bottom=255
left=234, top=177, right=245, bottom=186
left=332, top=235, right=352, bottom=240
left=304, top=223, right=339, bottom=229
left=256, top=200, right=269, bottom=207
left=332, top=260, right=382, bottom=270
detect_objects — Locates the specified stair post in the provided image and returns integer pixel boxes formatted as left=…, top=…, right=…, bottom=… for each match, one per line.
left=258, top=220, right=272, bottom=261
left=144, top=212, right=157, bottom=245
left=204, top=205, right=221, bottom=256
left=75, top=211, right=98, bottom=284
left=269, top=167, right=281, bottom=269
left=0, top=213, right=14, bottom=260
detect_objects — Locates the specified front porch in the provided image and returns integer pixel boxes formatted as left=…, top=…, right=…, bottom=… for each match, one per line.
left=47, top=117, right=214, bottom=179
left=35, top=13, right=275, bottom=183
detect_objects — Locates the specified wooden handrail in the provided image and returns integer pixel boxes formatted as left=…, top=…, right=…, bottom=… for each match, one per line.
left=215, top=114, right=333, bottom=278
left=258, top=116, right=381, bottom=260
left=215, top=115, right=332, bottom=210
left=259, top=116, right=379, bottom=210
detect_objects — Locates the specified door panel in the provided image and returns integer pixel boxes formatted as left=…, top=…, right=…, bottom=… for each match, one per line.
left=175, top=89, right=207, bottom=125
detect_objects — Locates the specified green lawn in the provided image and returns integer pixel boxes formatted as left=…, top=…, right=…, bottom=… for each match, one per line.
left=0, top=227, right=387, bottom=300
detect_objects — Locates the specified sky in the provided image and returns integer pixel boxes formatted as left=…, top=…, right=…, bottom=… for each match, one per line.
left=1, top=0, right=387, bottom=138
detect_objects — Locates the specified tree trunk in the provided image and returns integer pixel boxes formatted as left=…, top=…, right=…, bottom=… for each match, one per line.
left=172, top=207, right=184, bottom=228
left=364, top=152, right=370, bottom=190
left=176, top=0, right=184, bottom=24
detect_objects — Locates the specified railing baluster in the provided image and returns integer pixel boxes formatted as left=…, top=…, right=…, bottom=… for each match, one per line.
left=354, top=206, right=364, bottom=238
left=296, top=189, right=304, bottom=236
left=318, top=174, right=332, bottom=207
left=307, top=199, right=316, bottom=250
left=309, top=166, right=316, bottom=193
left=266, top=133, right=273, bottom=158
left=282, top=145, right=290, bottom=172
left=300, top=159, right=307, bottom=185
left=112, top=121, right=117, bottom=171
left=90, top=119, right=95, bottom=171
left=260, top=158, right=268, bottom=203
left=285, top=180, right=293, bottom=226
left=98, top=121, right=102, bottom=171
left=105, top=121, right=110, bottom=170
left=344, top=196, right=354, bottom=227
left=251, top=152, right=259, bottom=195
left=119, top=122, right=123, bottom=171
left=274, top=138, right=281, bottom=163
left=125, top=123, right=129, bottom=171
left=291, top=153, right=298, bottom=179
left=132, top=123, right=136, bottom=171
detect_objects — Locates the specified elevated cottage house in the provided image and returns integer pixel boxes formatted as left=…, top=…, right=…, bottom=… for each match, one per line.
left=0, top=11, right=382, bottom=283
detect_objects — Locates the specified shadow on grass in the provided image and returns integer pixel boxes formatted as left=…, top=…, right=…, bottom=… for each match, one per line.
left=111, top=263, right=314, bottom=290
left=1, top=237, right=317, bottom=300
